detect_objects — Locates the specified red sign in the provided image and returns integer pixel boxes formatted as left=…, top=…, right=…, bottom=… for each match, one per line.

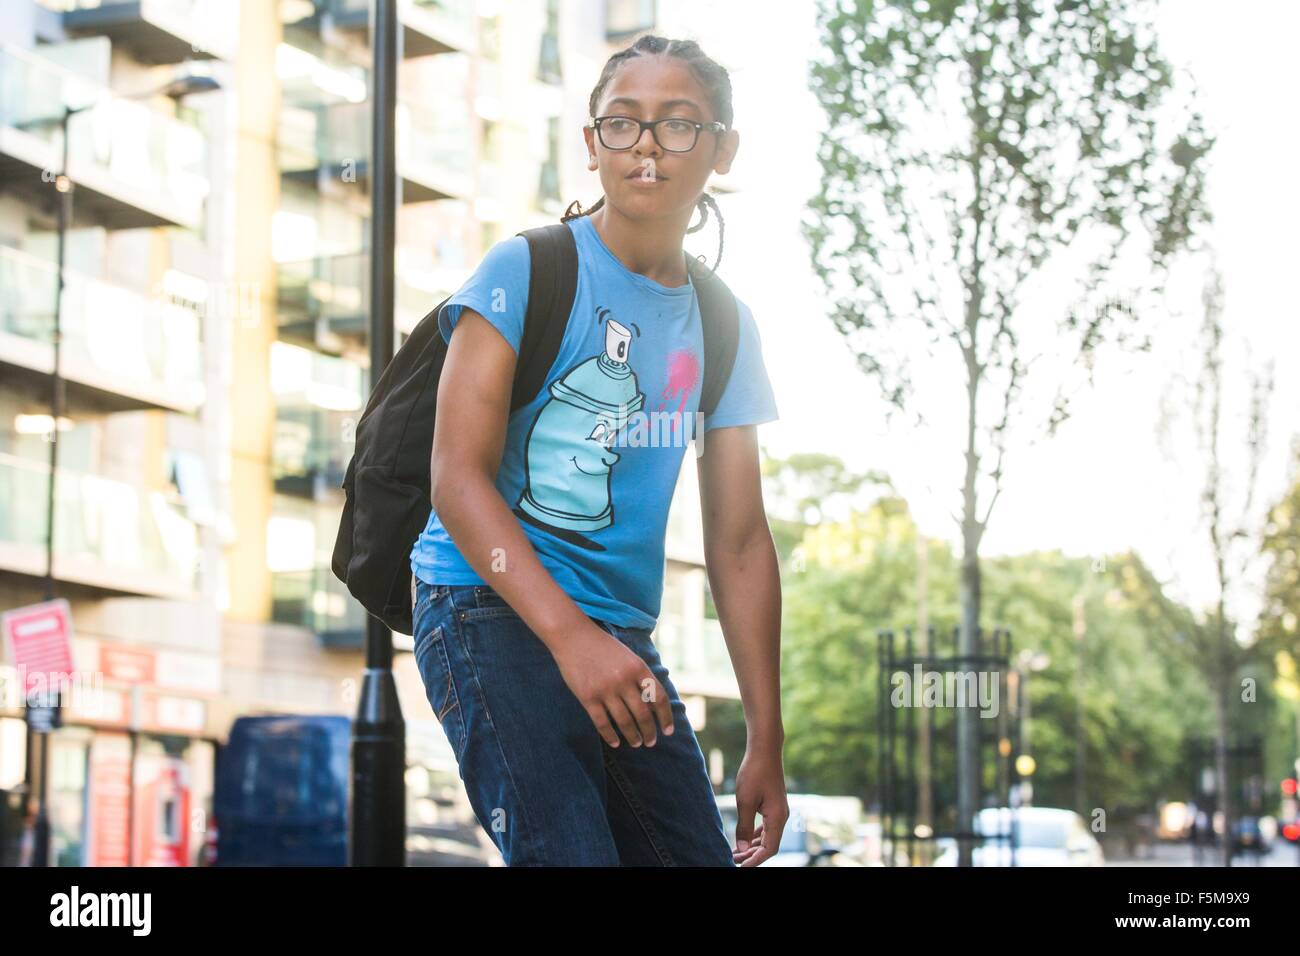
left=2, top=599, right=75, bottom=699
left=86, top=735, right=132, bottom=867
left=100, top=644, right=156, bottom=685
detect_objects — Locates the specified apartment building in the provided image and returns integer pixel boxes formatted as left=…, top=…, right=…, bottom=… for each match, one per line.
left=0, top=0, right=742, bottom=866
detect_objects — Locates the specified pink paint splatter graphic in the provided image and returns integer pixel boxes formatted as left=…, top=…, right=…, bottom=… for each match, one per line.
left=656, top=349, right=701, bottom=436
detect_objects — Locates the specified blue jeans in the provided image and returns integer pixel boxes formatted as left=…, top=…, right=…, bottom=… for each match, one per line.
left=410, top=577, right=736, bottom=867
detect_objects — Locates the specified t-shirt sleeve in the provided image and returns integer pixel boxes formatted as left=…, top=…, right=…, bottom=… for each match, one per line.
left=436, top=234, right=531, bottom=355
left=704, top=298, right=779, bottom=432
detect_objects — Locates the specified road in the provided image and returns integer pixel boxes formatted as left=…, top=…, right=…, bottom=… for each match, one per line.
left=1107, top=840, right=1299, bottom=867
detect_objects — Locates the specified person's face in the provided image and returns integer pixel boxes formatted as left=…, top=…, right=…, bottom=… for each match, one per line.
left=583, top=55, right=739, bottom=223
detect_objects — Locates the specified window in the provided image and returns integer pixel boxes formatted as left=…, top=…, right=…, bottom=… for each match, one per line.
left=606, top=0, right=656, bottom=40
left=537, top=0, right=562, bottom=84
left=537, top=115, right=561, bottom=211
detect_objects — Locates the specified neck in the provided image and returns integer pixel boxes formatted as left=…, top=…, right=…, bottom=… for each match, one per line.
left=589, top=203, right=693, bottom=287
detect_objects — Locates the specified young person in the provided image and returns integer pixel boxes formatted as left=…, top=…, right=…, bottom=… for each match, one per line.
left=408, top=34, right=786, bottom=866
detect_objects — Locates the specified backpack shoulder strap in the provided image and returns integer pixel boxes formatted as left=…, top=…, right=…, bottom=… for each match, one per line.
left=688, top=256, right=741, bottom=419
left=512, top=223, right=579, bottom=414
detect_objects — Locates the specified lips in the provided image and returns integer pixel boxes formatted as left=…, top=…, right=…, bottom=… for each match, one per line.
left=626, top=169, right=668, bottom=181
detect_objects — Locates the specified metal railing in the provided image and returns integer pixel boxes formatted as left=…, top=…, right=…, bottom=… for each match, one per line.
left=0, top=44, right=209, bottom=222
left=0, top=245, right=204, bottom=404
left=271, top=566, right=366, bottom=644
left=0, top=451, right=200, bottom=590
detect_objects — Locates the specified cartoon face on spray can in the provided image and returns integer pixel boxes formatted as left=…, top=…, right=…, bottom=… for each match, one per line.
left=514, top=318, right=644, bottom=551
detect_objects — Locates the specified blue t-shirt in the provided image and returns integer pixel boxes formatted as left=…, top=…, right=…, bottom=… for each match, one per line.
left=409, top=214, right=778, bottom=629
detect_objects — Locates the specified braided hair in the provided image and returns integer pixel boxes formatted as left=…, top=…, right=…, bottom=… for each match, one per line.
left=562, top=35, right=731, bottom=274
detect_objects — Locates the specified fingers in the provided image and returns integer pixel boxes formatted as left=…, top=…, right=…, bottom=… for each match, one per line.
left=732, top=809, right=788, bottom=866
left=610, top=671, right=672, bottom=748
left=738, top=842, right=777, bottom=867
left=580, top=643, right=675, bottom=748
left=609, top=693, right=652, bottom=747
left=585, top=705, right=621, bottom=749
left=734, top=799, right=757, bottom=855
left=645, top=676, right=675, bottom=737
left=733, top=820, right=763, bottom=864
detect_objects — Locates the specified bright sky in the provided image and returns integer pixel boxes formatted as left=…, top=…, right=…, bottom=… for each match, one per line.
left=670, top=0, right=1300, bottom=631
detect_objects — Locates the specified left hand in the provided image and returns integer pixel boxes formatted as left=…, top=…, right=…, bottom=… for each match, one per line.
left=731, top=742, right=789, bottom=867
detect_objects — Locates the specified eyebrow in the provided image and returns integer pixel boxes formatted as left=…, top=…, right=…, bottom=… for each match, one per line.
left=603, top=96, right=702, bottom=114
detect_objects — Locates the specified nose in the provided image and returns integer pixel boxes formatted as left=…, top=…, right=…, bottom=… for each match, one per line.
left=632, top=123, right=662, bottom=157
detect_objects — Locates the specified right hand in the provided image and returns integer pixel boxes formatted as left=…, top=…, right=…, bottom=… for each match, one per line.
left=551, top=622, right=675, bottom=748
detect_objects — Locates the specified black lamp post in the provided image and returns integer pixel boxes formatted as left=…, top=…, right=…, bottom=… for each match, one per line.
left=29, top=69, right=220, bottom=869
left=351, top=0, right=405, bottom=868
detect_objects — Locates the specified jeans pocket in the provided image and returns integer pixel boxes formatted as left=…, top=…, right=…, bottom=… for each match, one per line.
left=458, top=584, right=519, bottom=622
left=414, top=622, right=466, bottom=760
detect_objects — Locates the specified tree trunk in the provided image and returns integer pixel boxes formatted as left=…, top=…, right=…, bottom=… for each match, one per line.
left=917, top=534, right=933, bottom=861
left=1215, top=608, right=1233, bottom=868
left=957, top=524, right=981, bottom=865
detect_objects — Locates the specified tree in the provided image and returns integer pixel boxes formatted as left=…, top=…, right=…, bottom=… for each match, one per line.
left=805, top=0, right=1212, bottom=863
left=761, top=452, right=894, bottom=563
left=1258, top=446, right=1300, bottom=665
left=1150, top=265, right=1276, bottom=865
left=780, top=506, right=1221, bottom=847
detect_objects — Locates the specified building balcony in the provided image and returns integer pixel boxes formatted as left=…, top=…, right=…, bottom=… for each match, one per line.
left=276, top=252, right=435, bottom=356
left=270, top=340, right=363, bottom=499
left=319, top=0, right=477, bottom=59
left=46, top=0, right=236, bottom=65
left=272, top=405, right=354, bottom=499
left=666, top=467, right=706, bottom=566
left=0, top=43, right=209, bottom=230
left=0, top=245, right=204, bottom=413
left=271, top=567, right=366, bottom=649
left=0, top=450, right=200, bottom=600
left=652, top=614, right=740, bottom=701
left=279, top=98, right=474, bottom=204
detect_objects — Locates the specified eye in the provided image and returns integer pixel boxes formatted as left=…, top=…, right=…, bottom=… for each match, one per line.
left=588, top=422, right=609, bottom=442
left=605, top=117, right=637, bottom=133
left=663, top=119, right=694, bottom=134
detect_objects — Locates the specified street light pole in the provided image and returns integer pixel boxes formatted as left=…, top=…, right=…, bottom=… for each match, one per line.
left=28, top=105, right=75, bottom=869
left=29, top=71, right=220, bottom=868
left=351, top=0, right=405, bottom=867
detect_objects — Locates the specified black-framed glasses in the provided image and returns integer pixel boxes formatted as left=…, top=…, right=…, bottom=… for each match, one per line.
left=587, top=115, right=726, bottom=153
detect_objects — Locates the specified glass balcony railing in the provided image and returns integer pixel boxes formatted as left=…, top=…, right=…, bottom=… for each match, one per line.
left=653, top=615, right=739, bottom=699
left=276, top=252, right=430, bottom=353
left=279, top=99, right=473, bottom=201
left=323, top=0, right=477, bottom=56
left=0, top=451, right=200, bottom=593
left=273, top=405, right=354, bottom=497
left=271, top=567, right=367, bottom=646
left=0, top=246, right=204, bottom=409
left=39, top=0, right=237, bottom=64
left=401, top=102, right=473, bottom=196
left=270, top=338, right=366, bottom=414
left=0, top=44, right=209, bottom=228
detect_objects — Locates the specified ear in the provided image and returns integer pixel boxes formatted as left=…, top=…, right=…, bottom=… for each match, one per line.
left=711, top=128, right=739, bottom=176
left=583, top=126, right=598, bottom=170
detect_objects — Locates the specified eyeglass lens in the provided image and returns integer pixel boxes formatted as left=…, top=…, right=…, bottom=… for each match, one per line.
left=598, top=117, right=701, bottom=152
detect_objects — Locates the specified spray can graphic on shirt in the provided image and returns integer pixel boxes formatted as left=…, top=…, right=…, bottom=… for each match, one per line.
left=514, top=318, right=644, bottom=551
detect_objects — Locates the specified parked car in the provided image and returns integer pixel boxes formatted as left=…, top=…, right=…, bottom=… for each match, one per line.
left=932, top=807, right=1105, bottom=866
left=1231, top=814, right=1273, bottom=853
left=714, top=793, right=865, bottom=866
left=842, top=820, right=912, bottom=866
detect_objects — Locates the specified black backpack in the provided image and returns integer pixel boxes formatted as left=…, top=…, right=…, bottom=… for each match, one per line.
left=331, top=221, right=741, bottom=635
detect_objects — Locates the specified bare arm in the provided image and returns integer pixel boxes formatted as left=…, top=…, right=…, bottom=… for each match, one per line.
left=429, top=308, right=674, bottom=747
left=697, top=423, right=787, bottom=864
left=430, top=308, right=587, bottom=645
